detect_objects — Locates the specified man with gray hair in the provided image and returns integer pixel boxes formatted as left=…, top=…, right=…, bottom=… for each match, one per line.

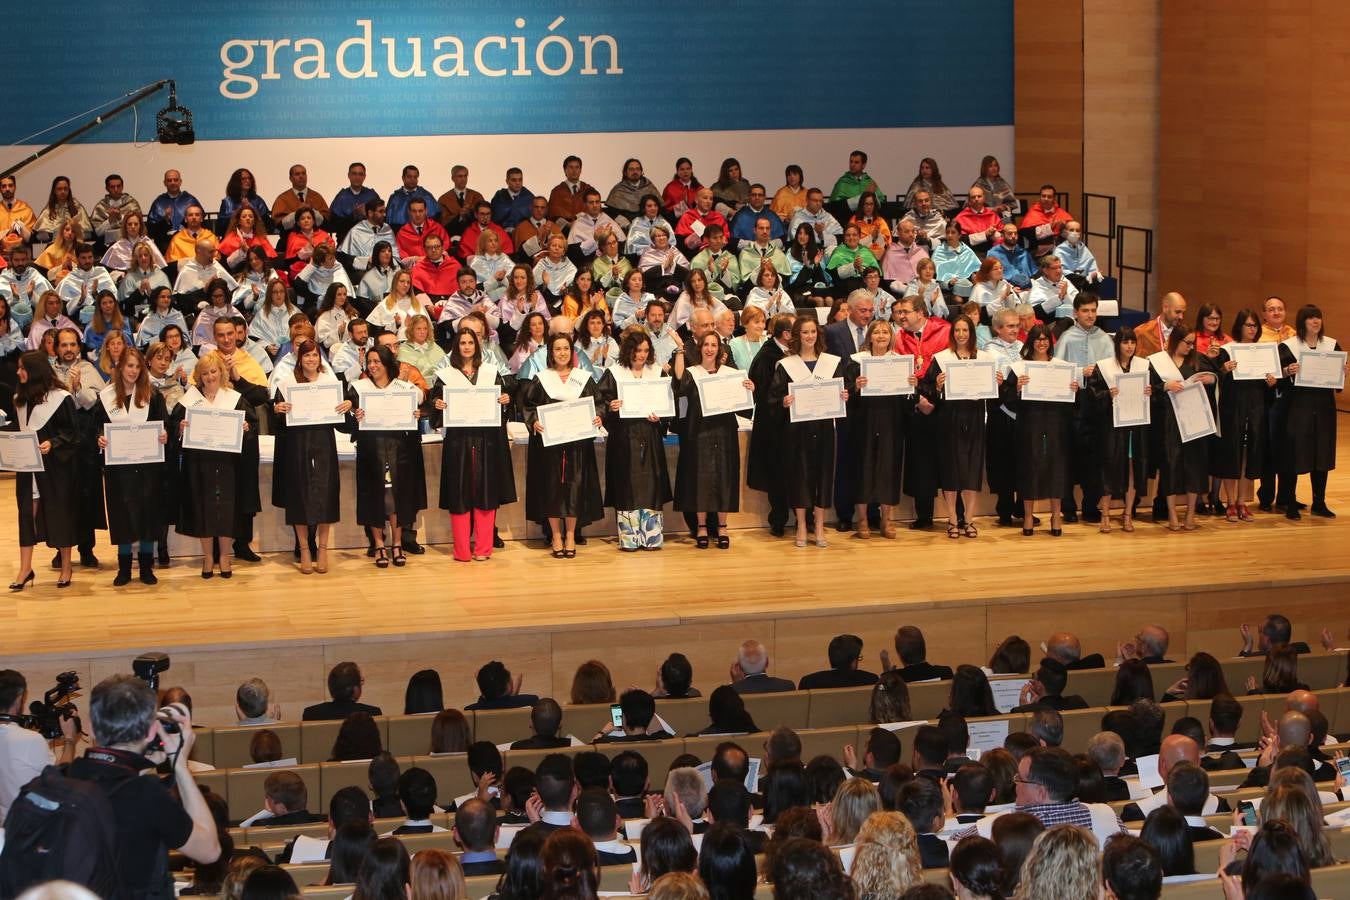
left=729, top=640, right=794, bottom=693
left=236, top=678, right=279, bottom=725
left=1087, top=731, right=1130, bottom=801
left=1117, top=625, right=1172, bottom=666
left=663, top=766, right=711, bottom=833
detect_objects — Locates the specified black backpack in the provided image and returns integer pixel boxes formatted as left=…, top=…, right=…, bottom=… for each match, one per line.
left=0, top=765, right=125, bottom=899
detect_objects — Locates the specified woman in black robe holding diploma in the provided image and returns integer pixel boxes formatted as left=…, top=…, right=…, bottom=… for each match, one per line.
left=1086, top=326, right=1151, bottom=533
left=1008, top=324, right=1076, bottom=537
left=1149, top=325, right=1217, bottom=531
left=432, top=327, right=517, bottom=563
left=596, top=328, right=672, bottom=551
left=1212, top=309, right=1274, bottom=522
left=521, top=332, right=603, bottom=558
left=349, top=344, right=426, bottom=568
left=927, top=314, right=993, bottom=540
left=95, top=346, right=169, bottom=586
left=8, top=351, right=79, bottom=590
left=769, top=316, right=846, bottom=548
left=842, top=320, right=909, bottom=540
left=1277, top=303, right=1344, bottom=519
left=673, top=331, right=750, bottom=549
left=271, top=339, right=352, bottom=574
left=172, top=350, right=258, bottom=578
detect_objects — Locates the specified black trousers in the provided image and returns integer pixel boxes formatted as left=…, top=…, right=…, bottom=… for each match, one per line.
left=1062, top=401, right=1102, bottom=517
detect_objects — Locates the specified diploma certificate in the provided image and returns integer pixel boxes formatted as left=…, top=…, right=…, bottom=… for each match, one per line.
left=1296, top=349, right=1347, bottom=390
left=183, top=407, right=245, bottom=453
left=1169, top=381, right=1217, bottom=443
left=1226, top=343, right=1281, bottom=382
left=360, top=390, right=419, bottom=431
left=1112, top=371, right=1150, bottom=428
left=943, top=359, right=999, bottom=401
left=0, top=432, right=44, bottom=472
left=442, top=384, right=502, bottom=429
left=788, top=378, right=847, bottom=423
left=1023, top=360, right=1076, bottom=403
left=104, top=422, right=165, bottom=466
left=538, top=397, right=600, bottom=447
left=283, top=382, right=345, bottom=426
left=859, top=355, right=915, bottom=396
left=695, top=371, right=755, bottom=415
left=617, top=379, right=676, bottom=419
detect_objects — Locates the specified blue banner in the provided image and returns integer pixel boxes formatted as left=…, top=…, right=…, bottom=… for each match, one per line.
left=9, top=1, right=1012, bottom=143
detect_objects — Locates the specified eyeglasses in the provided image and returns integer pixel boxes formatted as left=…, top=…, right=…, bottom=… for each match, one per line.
left=1013, top=775, right=1040, bottom=786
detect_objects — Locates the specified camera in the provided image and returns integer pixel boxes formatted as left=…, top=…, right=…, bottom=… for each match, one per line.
left=25, top=671, right=82, bottom=740
left=155, top=82, right=195, bottom=146
left=133, top=652, right=171, bottom=691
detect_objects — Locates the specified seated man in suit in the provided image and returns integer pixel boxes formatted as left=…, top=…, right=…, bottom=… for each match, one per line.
left=1045, top=632, right=1105, bottom=671
left=246, top=771, right=326, bottom=828
left=950, top=763, right=995, bottom=827
left=1027, top=708, right=1064, bottom=748
left=466, top=660, right=539, bottom=710
left=1116, top=624, right=1172, bottom=666
left=1012, top=659, right=1088, bottom=713
left=595, top=689, right=675, bottom=742
left=843, top=726, right=902, bottom=782
left=1086, top=732, right=1131, bottom=802
left=882, top=626, right=954, bottom=683
left=574, top=788, right=637, bottom=865
left=713, top=741, right=754, bottom=788
left=1238, top=613, right=1313, bottom=657
left=938, top=714, right=972, bottom=773
left=453, top=798, right=504, bottom=876
left=654, top=652, right=701, bottom=699
left=389, top=767, right=446, bottom=835
left=1167, top=763, right=1226, bottom=842
left=897, top=778, right=950, bottom=868
left=910, top=725, right=949, bottom=783
left=728, top=640, right=795, bottom=694
left=573, top=751, right=612, bottom=790
left=1123, top=734, right=1230, bottom=821
left=500, top=767, right=535, bottom=825
left=664, top=766, right=711, bottom=834
left=301, top=662, right=382, bottom=721
left=1242, top=713, right=1336, bottom=786
left=529, top=753, right=580, bottom=832
left=706, top=780, right=766, bottom=854
left=1202, top=694, right=1254, bottom=770
left=510, top=698, right=572, bottom=750
left=610, top=750, right=650, bottom=820
left=797, top=634, right=881, bottom=689
left=446, top=742, right=505, bottom=814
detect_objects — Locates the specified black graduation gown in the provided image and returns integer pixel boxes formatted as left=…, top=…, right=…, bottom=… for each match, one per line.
left=521, top=373, right=604, bottom=524
left=152, top=383, right=183, bottom=528
left=903, top=365, right=940, bottom=501
left=171, top=391, right=260, bottom=538
left=434, top=369, right=518, bottom=513
left=1212, top=358, right=1271, bottom=479
left=745, top=340, right=786, bottom=492
left=12, top=394, right=80, bottom=548
left=348, top=382, right=428, bottom=527
left=71, top=397, right=107, bottom=537
left=1279, top=340, right=1340, bottom=473
left=673, top=364, right=743, bottom=513
left=1005, top=366, right=1072, bottom=501
left=929, top=355, right=986, bottom=492
left=596, top=369, right=672, bottom=511
left=233, top=377, right=269, bottom=519
left=1150, top=358, right=1213, bottom=495
left=270, top=382, right=345, bottom=526
left=94, top=391, right=168, bottom=544
left=767, top=358, right=837, bottom=509
left=1086, top=363, right=1150, bottom=497
left=842, top=359, right=904, bottom=505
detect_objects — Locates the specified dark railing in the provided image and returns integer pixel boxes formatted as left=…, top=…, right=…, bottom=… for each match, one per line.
left=1081, top=193, right=1117, bottom=280
left=1115, top=224, right=1154, bottom=311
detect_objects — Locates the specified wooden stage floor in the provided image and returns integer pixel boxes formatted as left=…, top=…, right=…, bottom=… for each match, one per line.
left=3, top=419, right=1350, bottom=725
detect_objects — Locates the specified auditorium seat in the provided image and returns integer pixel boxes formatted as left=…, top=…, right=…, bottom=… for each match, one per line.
left=285, top=862, right=331, bottom=887
left=301, top=887, right=351, bottom=899
left=655, top=696, right=711, bottom=736
left=805, top=686, right=874, bottom=729
left=396, top=830, right=460, bottom=854
left=228, top=763, right=320, bottom=823
left=240, top=820, right=327, bottom=843
left=600, top=865, right=637, bottom=893
left=593, top=737, right=686, bottom=776
left=797, top=725, right=863, bottom=763
left=214, top=722, right=301, bottom=768
left=318, top=759, right=379, bottom=809
left=1299, top=652, right=1347, bottom=690
left=739, top=691, right=811, bottom=732
left=464, top=874, right=503, bottom=899
left=908, top=681, right=952, bottom=720
left=471, top=707, right=534, bottom=746
left=502, top=743, right=588, bottom=775
left=412, top=753, right=476, bottom=806
left=386, top=713, right=435, bottom=757
left=1060, top=708, right=1108, bottom=754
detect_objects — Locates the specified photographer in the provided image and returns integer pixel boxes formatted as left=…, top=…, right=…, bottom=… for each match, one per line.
left=0, top=670, right=79, bottom=820
left=67, top=674, right=220, bottom=898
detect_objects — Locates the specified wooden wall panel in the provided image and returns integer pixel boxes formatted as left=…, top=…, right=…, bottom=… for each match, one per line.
left=1015, top=0, right=1084, bottom=205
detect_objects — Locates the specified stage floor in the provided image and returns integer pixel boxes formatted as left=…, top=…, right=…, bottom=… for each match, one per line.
left=3, top=418, right=1350, bottom=725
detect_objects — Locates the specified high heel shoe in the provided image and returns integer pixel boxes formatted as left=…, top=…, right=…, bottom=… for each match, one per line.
left=56, top=573, right=73, bottom=588
left=391, top=546, right=407, bottom=567
left=695, top=530, right=709, bottom=549
left=375, top=548, right=389, bottom=568
left=315, top=547, right=329, bottom=574
left=9, top=571, right=34, bottom=591
left=201, top=565, right=214, bottom=579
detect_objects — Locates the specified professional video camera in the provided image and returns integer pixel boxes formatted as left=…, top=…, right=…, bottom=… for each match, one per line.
left=133, top=652, right=171, bottom=692
left=24, top=671, right=82, bottom=740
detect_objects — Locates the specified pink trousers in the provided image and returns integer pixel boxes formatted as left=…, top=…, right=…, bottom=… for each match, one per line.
left=450, top=509, right=496, bottom=561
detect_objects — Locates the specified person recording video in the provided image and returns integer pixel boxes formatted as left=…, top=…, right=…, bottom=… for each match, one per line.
left=0, top=669, right=79, bottom=821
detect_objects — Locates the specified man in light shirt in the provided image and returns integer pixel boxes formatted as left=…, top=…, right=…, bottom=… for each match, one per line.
left=90, top=173, right=142, bottom=244
left=901, top=190, right=947, bottom=244
left=566, top=189, right=625, bottom=260
left=787, top=188, right=843, bottom=251
left=57, top=244, right=116, bottom=322
left=1028, top=255, right=1080, bottom=319
left=173, top=237, right=239, bottom=296
left=339, top=199, right=400, bottom=276
left=0, top=669, right=80, bottom=822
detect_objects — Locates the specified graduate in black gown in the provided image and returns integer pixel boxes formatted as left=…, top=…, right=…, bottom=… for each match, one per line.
left=768, top=315, right=847, bottom=548
left=432, top=327, right=517, bottom=562
left=521, top=332, right=604, bottom=558
left=673, top=331, right=752, bottom=549
left=94, top=347, right=169, bottom=586
left=746, top=313, right=794, bottom=536
left=929, top=314, right=994, bottom=539
left=1148, top=325, right=1218, bottom=531
left=271, top=339, right=353, bottom=574
left=171, top=350, right=259, bottom=578
left=1213, top=309, right=1275, bottom=522
left=1277, top=304, right=1346, bottom=520
left=842, top=320, right=908, bottom=539
left=8, top=351, right=79, bottom=590
left=596, top=328, right=673, bottom=551
left=1008, top=324, right=1076, bottom=537
left=349, top=344, right=427, bottom=567
left=145, top=338, right=188, bottom=566
left=1085, top=326, right=1152, bottom=533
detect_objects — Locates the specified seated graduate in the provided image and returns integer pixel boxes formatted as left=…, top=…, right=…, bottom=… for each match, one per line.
left=987, top=223, right=1039, bottom=291
left=728, top=305, right=768, bottom=372
left=509, top=196, right=553, bottom=262
left=1020, top=184, right=1074, bottom=255
left=490, top=166, right=535, bottom=231
left=623, top=194, right=668, bottom=257
left=561, top=268, right=611, bottom=322
left=316, top=283, right=357, bottom=351
left=1053, top=220, right=1103, bottom=286
left=931, top=221, right=981, bottom=300
left=507, top=310, right=548, bottom=376
left=366, top=269, right=434, bottom=342
left=574, top=789, right=636, bottom=866
left=467, top=228, right=515, bottom=301
left=591, top=231, right=633, bottom=294
left=744, top=262, right=796, bottom=319
left=671, top=269, right=728, bottom=332
left=638, top=224, right=690, bottom=299
left=798, top=634, right=881, bottom=689
left=848, top=191, right=891, bottom=262
left=356, top=242, right=399, bottom=313
left=101, top=209, right=165, bottom=272
left=397, top=315, right=446, bottom=384
left=772, top=164, right=809, bottom=224
left=663, top=157, right=701, bottom=218
left=395, top=197, right=450, bottom=269
left=605, top=157, right=658, bottom=226
left=438, top=267, right=501, bottom=339
left=434, top=163, right=485, bottom=236
left=690, top=224, right=742, bottom=297
left=280, top=206, right=335, bottom=282
left=710, top=157, right=752, bottom=219
left=730, top=183, right=787, bottom=244
left=338, top=198, right=399, bottom=278
left=546, top=154, right=594, bottom=226
left=82, top=290, right=132, bottom=358
left=594, top=689, right=674, bottom=743
left=825, top=225, right=879, bottom=298
left=408, top=234, right=461, bottom=302
left=533, top=233, right=579, bottom=310
left=500, top=265, right=552, bottom=357
left=830, top=149, right=887, bottom=214
left=903, top=157, right=959, bottom=215
left=217, top=206, right=275, bottom=275
left=783, top=224, right=830, bottom=304
left=57, top=243, right=115, bottom=326
left=901, top=189, right=949, bottom=246
left=973, top=155, right=1019, bottom=219
left=568, top=189, right=626, bottom=261
left=574, top=308, right=617, bottom=378
left=609, top=269, right=654, bottom=332
left=675, top=187, right=731, bottom=257
left=250, top=281, right=303, bottom=360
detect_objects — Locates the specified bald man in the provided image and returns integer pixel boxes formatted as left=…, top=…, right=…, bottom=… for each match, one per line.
left=1045, top=632, right=1105, bottom=671
left=1122, top=734, right=1230, bottom=821
left=1242, top=711, right=1336, bottom=786
left=1133, top=292, right=1187, bottom=359
left=1118, top=625, right=1172, bottom=666
left=729, top=640, right=794, bottom=694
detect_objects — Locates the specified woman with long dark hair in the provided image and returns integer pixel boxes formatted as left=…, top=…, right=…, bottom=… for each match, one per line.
left=786, top=223, right=830, bottom=302
left=1087, top=325, right=1152, bottom=532
left=673, top=331, right=750, bottom=549
left=843, top=319, right=908, bottom=539
left=218, top=167, right=271, bottom=230
left=695, top=685, right=760, bottom=736
left=904, top=157, right=958, bottom=213
left=1007, top=324, right=1075, bottom=536
left=1215, top=308, right=1275, bottom=521
left=1277, top=304, right=1344, bottom=519
left=930, top=314, right=993, bottom=539
left=1150, top=325, right=1217, bottom=531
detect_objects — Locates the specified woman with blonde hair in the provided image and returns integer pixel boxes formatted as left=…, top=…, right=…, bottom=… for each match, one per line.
left=1261, top=777, right=1336, bottom=868
left=650, top=871, right=710, bottom=900
left=368, top=268, right=431, bottom=339
left=97, top=330, right=128, bottom=381
left=1012, top=824, right=1100, bottom=900
left=410, top=847, right=468, bottom=900
left=824, top=778, right=881, bottom=847
left=850, top=811, right=923, bottom=900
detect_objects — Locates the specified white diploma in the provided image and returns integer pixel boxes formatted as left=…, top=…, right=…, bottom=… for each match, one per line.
left=538, top=397, right=599, bottom=447
left=103, top=422, right=165, bottom=466
left=788, top=377, right=846, bottom=423
left=282, top=382, right=345, bottom=426
left=695, top=371, right=755, bottom=415
left=183, top=407, right=245, bottom=453
left=617, top=379, right=676, bottom=419
left=859, top=355, right=915, bottom=396
left=1296, top=349, right=1347, bottom=390
left=441, top=384, right=502, bottom=429
left=0, top=432, right=44, bottom=472
left=1022, top=360, right=1076, bottom=403
left=1112, top=371, right=1150, bottom=428
left=360, top=389, right=419, bottom=431
left=1225, top=343, right=1281, bottom=382
left=1169, top=381, right=1217, bottom=443
left=943, top=359, right=999, bottom=401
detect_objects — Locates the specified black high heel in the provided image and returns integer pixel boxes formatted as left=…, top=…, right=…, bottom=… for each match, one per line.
left=716, top=535, right=730, bottom=549
left=9, top=572, right=34, bottom=591
left=375, top=548, right=389, bottom=568
left=695, top=534, right=709, bottom=549
left=56, top=574, right=73, bottom=588
left=391, top=546, right=407, bottom=567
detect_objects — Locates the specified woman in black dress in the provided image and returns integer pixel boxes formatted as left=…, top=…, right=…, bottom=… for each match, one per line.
left=673, top=331, right=753, bottom=549
left=1087, top=326, right=1152, bottom=533
left=1150, top=325, right=1217, bottom=531
left=769, top=316, right=847, bottom=548
left=350, top=344, right=426, bottom=567
left=521, top=333, right=604, bottom=558
left=432, top=327, right=517, bottom=562
left=1277, top=304, right=1345, bottom=519
left=95, top=347, right=169, bottom=586
left=1010, top=324, right=1076, bottom=537
left=1214, top=309, right=1275, bottom=522
left=271, top=339, right=352, bottom=574
left=930, top=314, right=993, bottom=539
left=9, top=351, right=79, bottom=590
left=843, top=320, right=908, bottom=539
left=596, top=328, right=673, bottom=551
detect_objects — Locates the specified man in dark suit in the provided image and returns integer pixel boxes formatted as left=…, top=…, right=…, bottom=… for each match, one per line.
left=1237, top=613, right=1313, bottom=656
left=249, top=771, right=326, bottom=828
left=1087, top=731, right=1131, bottom=801
left=453, top=799, right=505, bottom=876
left=1167, top=764, right=1226, bottom=843
left=465, top=660, right=539, bottom=710
left=1123, top=736, right=1230, bottom=822
left=728, top=640, right=795, bottom=693
left=390, top=767, right=444, bottom=835
left=797, top=634, right=880, bottom=689
left=530, top=753, right=579, bottom=833
left=1046, top=632, right=1106, bottom=671
left=510, top=698, right=572, bottom=750
left=1241, top=715, right=1337, bottom=787
left=951, top=763, right=996, bottom=825
left=897, top=778, right=949, bottom=868
left=596, top=689, right=675, bottom=742
left=845, top=726, right=903, bottom=781
left=706, top=780, right=767, bottom=854
left=822, top=291, right=876, bottom=531
left=301, top=662, right=382, bottom=721
left=882, top=625, right=954, bottom=683
left=1204, top=695, right=1257, bottom=760
left=575, top=788, right=638, bottom=865
left=910, top=725, right=950, bottom=783
left=747, top=313, right=795, bottom=536
left=1011, top=659, right=1089, bottom=713
left=610, top=750, right=651, bottom=820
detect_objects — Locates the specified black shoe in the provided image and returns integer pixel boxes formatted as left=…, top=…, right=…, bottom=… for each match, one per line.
left=909, top=519, right=932, bottom=530
left=79, top=551, right=100, bottom=569
left=574, top=535, right=587, bottom=546
left=1022, top=528, right=1034, bottom=536
left=157, top=546, right=170, bottom=566
left=1296, top=500, right=1308, bottom=510
left=997, top=516, right=1014, bottom=527
left=138, top=554, right=158, bottom=585
left=1032, top=516, right=1043, bottom=526
left=1082, top=513, right=1102, bottom=524
left=1311, top=504, right=1336, bottom=518
left=50, top=552, right=61, bottom=570
left=1286, top=508, right=1302, bottom=521
left=835, top=520, right=853, bottom=533
left=366, top=543, right=376, bottom=558
left=404, top=538, right=426, bottom=554
left=1062, top=512, right=1079, bottom=524
left=493, top=532, right=505, bottom=549
left=292, top=541, right=302, bottom=561
left=1051, top=528, right=1063, bottom=537
left=769, top=525, right=785, bottom=537
left=233, top=544, right=262, bottom=563
left=113, top=556, right=132, bottom=587
left=1194, top=499, right=1211, bottom=515
left=1258, top=501, right=1273, bottom=512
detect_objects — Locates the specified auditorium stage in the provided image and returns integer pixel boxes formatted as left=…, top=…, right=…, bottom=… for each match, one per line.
left=2, top=418, right=1350, bottom=727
